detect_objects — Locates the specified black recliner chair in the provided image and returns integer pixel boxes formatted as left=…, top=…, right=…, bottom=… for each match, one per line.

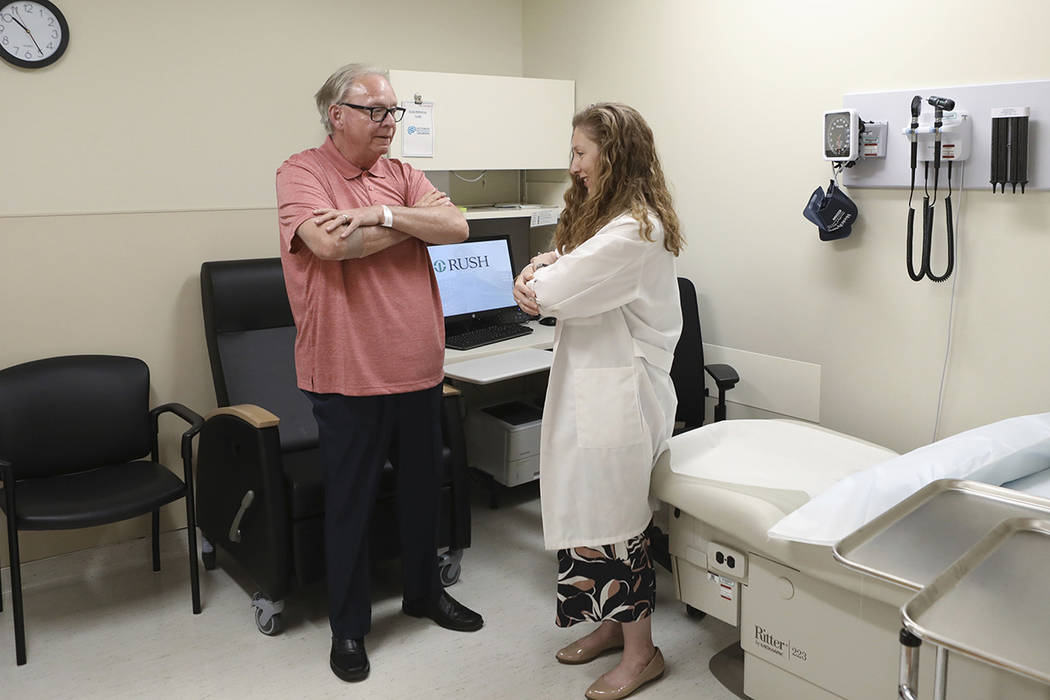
left=196, top=258, right=471, bottom=635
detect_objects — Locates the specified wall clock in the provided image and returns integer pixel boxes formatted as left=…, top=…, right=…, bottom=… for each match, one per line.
left=0, top=1, right=68, bottom=69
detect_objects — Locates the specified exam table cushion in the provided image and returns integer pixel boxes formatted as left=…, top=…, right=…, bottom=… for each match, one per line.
left=769, top=411, right=1050, bottom=545
left=667, top=419, right=897, bottom=503
left=651, top=432, right=907, bottom=602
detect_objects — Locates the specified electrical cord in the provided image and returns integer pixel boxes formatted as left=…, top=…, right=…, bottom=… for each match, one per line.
left=932, top=162, right=965, bottom=441
left=926, top=162, right=955, bottom=283
left=907, top=162, right=931, bottom=281
left=908, top=113, right=955, bottom=282
left=451, top=170, right=487, bottom=183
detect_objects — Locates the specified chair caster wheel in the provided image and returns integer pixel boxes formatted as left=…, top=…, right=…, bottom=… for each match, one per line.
left=251, top=593, right=286, bottom=636
left=686, top=604, right=707, bottom=620
left=255, top=608, right=283, bottom=635
left=439, top=549, right=463, bottom=586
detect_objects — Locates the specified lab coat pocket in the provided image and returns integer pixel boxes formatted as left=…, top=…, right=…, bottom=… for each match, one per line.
left=574, top=367, right=644, bottom=449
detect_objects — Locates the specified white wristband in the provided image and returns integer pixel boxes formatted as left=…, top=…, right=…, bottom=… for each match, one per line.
left=381, top=204, right=393, bottom=228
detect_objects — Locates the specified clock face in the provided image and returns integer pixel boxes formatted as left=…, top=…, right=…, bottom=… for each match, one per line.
left=0, top=1, right=68, bottom=69
left=824, top=111, right=853, bottom=159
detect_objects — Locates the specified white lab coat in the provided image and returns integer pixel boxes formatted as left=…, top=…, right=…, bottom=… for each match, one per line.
left=530, top=212, right=682, bottom=550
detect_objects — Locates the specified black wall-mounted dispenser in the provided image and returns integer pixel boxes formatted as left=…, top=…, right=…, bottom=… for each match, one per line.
left=990, top=107, right=1030, bottom=193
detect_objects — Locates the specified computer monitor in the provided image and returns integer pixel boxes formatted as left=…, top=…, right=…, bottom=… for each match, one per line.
left=427, top=235, right=518, bottom=323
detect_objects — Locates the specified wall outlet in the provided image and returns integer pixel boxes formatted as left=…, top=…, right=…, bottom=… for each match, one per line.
left=707, top=542, right=747, bottom=579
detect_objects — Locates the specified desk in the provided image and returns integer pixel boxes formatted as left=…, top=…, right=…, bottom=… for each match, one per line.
left=443, top=321, right=555, bottom=505
left=444, top=348, right=554, bottom=385
left=443, top=321, right=555, bottom=368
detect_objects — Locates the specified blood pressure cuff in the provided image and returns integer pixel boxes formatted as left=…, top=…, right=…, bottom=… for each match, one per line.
left=803, top=180, right=858, bottom=241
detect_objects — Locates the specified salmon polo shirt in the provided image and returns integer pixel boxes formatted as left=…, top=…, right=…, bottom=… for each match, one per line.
left=276, top=137, right=445, bottom=396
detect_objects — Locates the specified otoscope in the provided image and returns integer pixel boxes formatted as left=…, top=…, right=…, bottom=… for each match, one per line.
left=907, top=95, right=956, bottom=282
left=927, top=95, right=954, bottom=209
left=906, top=96, right=923, bottom=281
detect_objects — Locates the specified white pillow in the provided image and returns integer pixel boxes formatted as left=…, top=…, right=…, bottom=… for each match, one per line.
left=767, top=412, right=1050, bottom=545
left=1002, top=468, right=1050, bottom=500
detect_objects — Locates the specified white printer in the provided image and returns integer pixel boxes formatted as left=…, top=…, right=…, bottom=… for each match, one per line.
left=465, top=401, right=542, bottom=487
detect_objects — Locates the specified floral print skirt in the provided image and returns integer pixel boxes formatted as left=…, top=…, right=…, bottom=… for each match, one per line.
left=556, top=530, right=655, bottom=627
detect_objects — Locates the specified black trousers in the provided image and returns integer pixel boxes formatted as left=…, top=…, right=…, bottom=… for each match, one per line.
left=305, top=383, right=443, bottom=639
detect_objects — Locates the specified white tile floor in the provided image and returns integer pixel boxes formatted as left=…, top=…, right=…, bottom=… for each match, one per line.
left=0, top=484, right=743, bottom=699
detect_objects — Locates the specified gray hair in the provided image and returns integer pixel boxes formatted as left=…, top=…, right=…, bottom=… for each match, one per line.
left=315, top=63, right=390, bottom=134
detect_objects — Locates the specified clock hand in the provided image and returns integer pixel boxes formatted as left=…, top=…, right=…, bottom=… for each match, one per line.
left=9, top=9, right=43, bottom=55
left=7, top=13, right=30, bottom=32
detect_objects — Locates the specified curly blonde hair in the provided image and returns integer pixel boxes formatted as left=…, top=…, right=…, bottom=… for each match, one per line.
left=554, top=103, right=682, bottom=256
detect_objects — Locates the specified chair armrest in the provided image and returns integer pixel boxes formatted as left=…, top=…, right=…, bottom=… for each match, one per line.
left=703, top=363, right=739, bottom=423
left=149, top=402, right=205, bottom=483
left=704, top=364, right=739, bottom=392
left=196, top=401, right=291, bottom=600
left=206, top=404, right=280, bottom=429
left=151, top=402, right=205, bottom=437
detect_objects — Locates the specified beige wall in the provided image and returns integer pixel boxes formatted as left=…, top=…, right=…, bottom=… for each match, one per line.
left=7, top=0, right=1050, bottom=566
left=523, top=0, right=1050, bottom=452
left=1, top=0, right=524, bottom=565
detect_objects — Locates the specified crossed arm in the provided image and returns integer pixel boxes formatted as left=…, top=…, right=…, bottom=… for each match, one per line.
left=295, top=189, right=469, bottom=261
left=513, top=219, right=653, bottom=319
left=513, top=250, right=559, bottom=315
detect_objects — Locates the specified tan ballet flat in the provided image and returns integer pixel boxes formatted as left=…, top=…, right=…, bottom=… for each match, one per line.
left=583, top=647, right=664, bottom=699
left=555, top=630, right=625, bottom=664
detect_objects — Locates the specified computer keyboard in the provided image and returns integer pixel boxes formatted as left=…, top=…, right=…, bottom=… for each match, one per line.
left=445, top=323, right=533, bottom=351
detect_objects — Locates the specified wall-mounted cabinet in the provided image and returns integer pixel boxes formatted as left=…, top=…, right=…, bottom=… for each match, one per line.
left=388, top=70, right=575, bottom=171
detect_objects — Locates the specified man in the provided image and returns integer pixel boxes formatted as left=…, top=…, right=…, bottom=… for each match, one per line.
left=275, top=64, right=482, bottom=683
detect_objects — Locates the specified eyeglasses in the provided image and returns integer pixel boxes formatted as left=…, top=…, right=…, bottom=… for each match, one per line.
left=338, top=103, right=406, bottom=123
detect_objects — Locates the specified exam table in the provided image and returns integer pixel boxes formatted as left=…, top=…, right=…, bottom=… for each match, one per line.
left=651, top=417, right=1050, bottom=700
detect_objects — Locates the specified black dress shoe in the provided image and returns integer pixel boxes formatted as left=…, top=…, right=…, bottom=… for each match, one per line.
left=402, top=591, right=484, bottom=632
left=330, top=637, right=369, bottom=682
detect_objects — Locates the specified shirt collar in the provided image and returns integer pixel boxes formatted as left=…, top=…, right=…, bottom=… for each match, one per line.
left=319, top=136, right=388, bottom=180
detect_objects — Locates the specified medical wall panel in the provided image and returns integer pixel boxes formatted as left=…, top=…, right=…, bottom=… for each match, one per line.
left=842, top=80, right=1050, bottom=191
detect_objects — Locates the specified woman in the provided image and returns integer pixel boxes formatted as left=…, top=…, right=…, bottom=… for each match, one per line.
left=513, top=103, right=683, bottom=700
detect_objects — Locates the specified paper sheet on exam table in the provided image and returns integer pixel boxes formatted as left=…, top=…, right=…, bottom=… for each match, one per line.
left=667, top=419, right=897, bottom=497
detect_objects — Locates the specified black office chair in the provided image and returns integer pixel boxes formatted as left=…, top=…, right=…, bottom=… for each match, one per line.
left=670, top=277, right=739, bottom=434
left=196, top=258, right=471, bottom=635
left=0, top=355, right=203, bottom=665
